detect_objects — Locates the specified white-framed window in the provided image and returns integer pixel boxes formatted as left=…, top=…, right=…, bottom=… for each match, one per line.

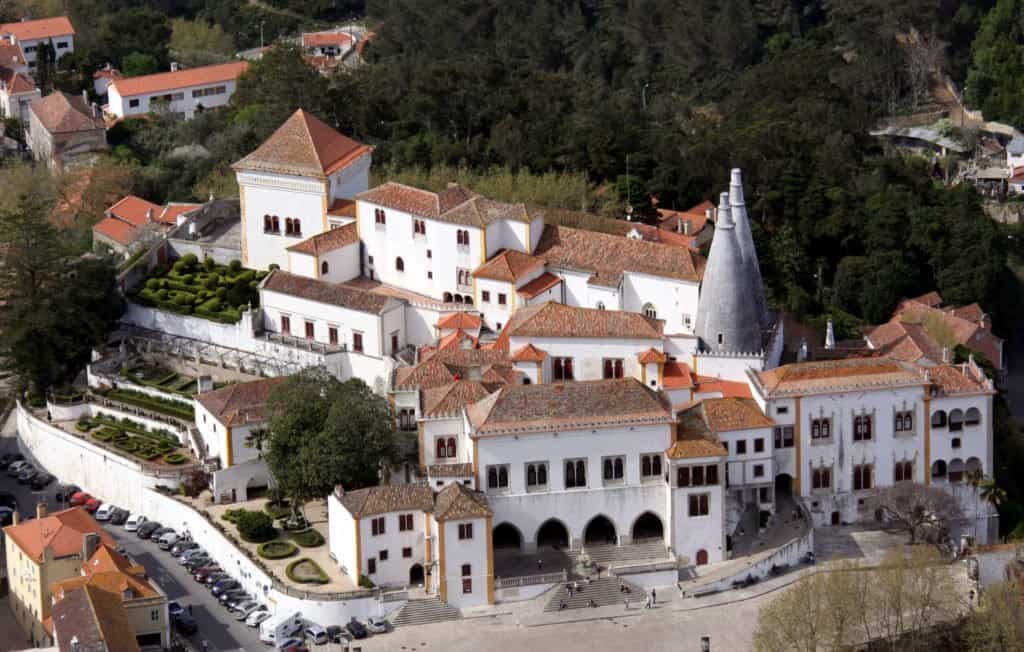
left=564, top=458, right=587, bottom=489
left=811, top=417, right=831, bottom=441
left=640, top=453, right=662, bottom=481
left=852, top=464, right=873, bottom=491
left=602, top=456, right=625, bottom=486
left=486, top=465, right=510, bottom=492
left=688, top=493, right=710, bottom=517
left=525, top=462, right=548, bottom=491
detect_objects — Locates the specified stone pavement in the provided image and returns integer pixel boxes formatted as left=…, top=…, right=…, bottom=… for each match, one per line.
left=0, top=598, right=32, bottom=652
left=814, top=524, right=908, bottom=563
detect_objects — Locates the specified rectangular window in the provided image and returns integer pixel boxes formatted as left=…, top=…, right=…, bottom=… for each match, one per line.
left=463, top=578, right=472, bottom=594
left=564, top=458, right=587, bottom=489
left=486, top=465, right=510, bottom=491
left=304, top=320, right=315, bottom=340
left=403, top=547, right=412, bottom=558
left=458, top=523, right=474, bottom=540
left=498, top=293, right=507, bottom=305
left=688, top=493, right=710, bottom=517
left=677, top=466, right=690, bottom=487
left=379, top=549, right=389, bottom=561
left=281, top=315, right=291, bottom=335
left=736, top=440, right=747, bottom=455
left=691, top=465, right=704, bottom=486
left=525, top=462, right=548, bottom=491
left=773, top=426, right=794, bottom=449
left=552, top=357, right=574, bottom=381
left=811, top=418, right=831, bottom=440
left=428, top=271, right=433, bottom=279
left=328, top=326, right=338, bottom=345
left=812, top=467, right=832, bottom=490
left=399, top=513, right=414, bottom=531
left=602, top=456, right=625, bottom=485
left=894, top=410, right=914, bottom=433
left=641, top=454, right=662, bottom=480
left=367, top=558, right=376, bottom=574
left=754, top=438, right=765, bottom=453
left=776, top=406, right=789, bottom=414
left=759, top=486, right=771, bottom=503
left=129, top=98, right=140, bottom=108
left=602, top=359, right=624, bottom=379
left=371, top=516, right=385, bottom=536
left=853, top=464, right=873, bottom=491
left=853, top=415, right=873, bottom=441
left=705, top=464, right=719, bottom=485
left=481, top=291, right=490, bottom=303
left=398, top=409, right=416, bottom=431
left=753, top=464, right=764, bottom=478
left=151, top=609, right=159, bottom=621
left=352, top=332, right=363, bottom=353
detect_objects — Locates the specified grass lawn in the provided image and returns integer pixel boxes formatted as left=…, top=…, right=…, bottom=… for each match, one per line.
left=128, top=253, right=268, bottom=323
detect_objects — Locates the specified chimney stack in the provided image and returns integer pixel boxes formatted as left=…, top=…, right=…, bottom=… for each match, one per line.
left=942, top=347, right=950, bottom=363
left=81, top=89, right=88, bottom=106
left=825, top=319, right=836, bottom=350
left=335, top=484, right=345, bottom=497
left=170, top=62, right=179, bottom=72
left=146, top=208, right=154, bottom=223
left=82, top=532, right=100, bottom=562
left=36, top=502, right=47, bottom=519
left=12, top=511, right=19, bottom=525
left=683, top=219, right=691, bottom=235
left=797, top=338, right=808, bottom=362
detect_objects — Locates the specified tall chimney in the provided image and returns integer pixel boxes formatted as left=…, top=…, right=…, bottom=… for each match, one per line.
left=82, top=532, right=100, bottom=561
left=81, top=89, right=88, bottom=105
left=146, top=208, right=154, bottom=223
left=942, top=347, right=950, bottom=363
left=170, top=62, right=179, bottom=72
left=825, top=319, right=836, bottom=351
left=36, top=502, right=47, bottom=519
left=683, top=219, right=691, bottom=235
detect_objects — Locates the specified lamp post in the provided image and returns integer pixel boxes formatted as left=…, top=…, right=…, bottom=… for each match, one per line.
left=259, top=21, right=266, bottom=49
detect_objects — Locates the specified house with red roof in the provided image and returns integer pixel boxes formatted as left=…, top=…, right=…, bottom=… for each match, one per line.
left=27, top=91, right=106, bottom=170
left=92, top=195, right=200, bottom=256
left=0, top=16, right=75, bottom=66
left=107, top=60, right=248, bottom=120
left=0, top=49, right=39, bottom=123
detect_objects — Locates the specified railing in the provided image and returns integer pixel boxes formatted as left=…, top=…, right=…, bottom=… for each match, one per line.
left=381, top=589, right=409, bottom=602
left=262, top=332, right=346, bottom=355
left=495, top=570, right=567, bottom=589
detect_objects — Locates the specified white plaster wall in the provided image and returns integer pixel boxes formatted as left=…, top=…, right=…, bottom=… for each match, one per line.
left=381, top=303, right=407, bottom=356
left=669, top=477, right=725, bottom=564
left=287, top=251, right=317, bottom=278
left=318, top=242, right=360, bottom=283
left=108, top=77, right=239, bottom=119
left=210, top=458, right=272, bottom=503
left=406, top=305, right=442, bottom=348
left=621, top=272, right=699, bottom=335
left=693, top=353, right=763, bottom=383
left=16, top=35, right=74, bottom=64
left=529, top=217, right=545, bottom=252
left=484, top=220, right=529, bottom=257
left=239, top=171, right=326, bottom=271
left=260, top=288, right=386, bottom=357
left=495, top=582, right=554, bottom=603
left=507, top=336, right=661, bottom=383
left=328, top=494, right=359, bottom=578
left=476, top=278, right=514, bottom=330
left=327, top=154, right=371, bottom=203
left=121, top=302, right=254, bottom=351
left=586, top=284, right=621, bottom=311
left=422, top=418, right=470, bottom=467
left=194, top=401, right=225, bottom=462
left=440, top=518, right=489, bottom=609
left=719, top=426, right=773, bottom=487
left=359, top=512, right=425, bottom=588
left=929, top=393, right=992, bottom=477
left=520, top=281, right=561, bottom=306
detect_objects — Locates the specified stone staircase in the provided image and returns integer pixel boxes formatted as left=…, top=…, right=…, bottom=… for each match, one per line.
left=543, top=576, right=644, bottom=612
left=390, top=597, right=461, bottom=627
left=577, top=541, right=672, bottom=566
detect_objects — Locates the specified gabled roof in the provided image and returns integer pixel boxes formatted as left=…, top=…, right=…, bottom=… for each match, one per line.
left=303, top=31, right=354, bottom=47
left=111, top=60, right=247, bottom=98
left=433, top=482, right=491, bottom=521
left=0, top=65, right=33, bottom=94
left=53, top=545, right=158, bottom=601
left=437, top=312, right=481, bottom=331
left=473, top=249, right=545, bottom=283
left=92, top=215, right=139, bottom=246
left=670, top=400, right=732, bottom=459
left=262, top=270, right=400, bottom=315
left=422, top=380, right=493, bottom=417
left=233, top=108, right=371, bottom=179
left=467, top=378, right=673, bottom=437
left=751, top=357, right=924, bottom=398
left=504, top=301, right=663, bottom=340
left=516, top=272, right=561, bottom=299
left=195, top=376, right=286, bottom=427
left=533, top=224, right=704, bottom=287
left=327, top=198, right=356, bottom=218
left=29, top=92, right=103, bottom=134
left=510, top=343, right=547, bottom=362
left=3, top=507, right=116, bottom=562
left=159, top=202, right=202, bottom=225
left=394, top=348, right=517, bottom=392
left=637, top=348, right=667, bottom=364
left=334, top=484, right=435, bottom=519
left=0, top=41, right=25, bottom=68
left=357, top=183, right=530, bottom=227
left=107, top=195, right=162, bottom=227
left=52, top=585, right=140, bottom=652
left=694, top=375, right=753, bottom=399
left=927, top=363, right=994, bottom=396
left=286, top=222, right=359, bottom=256
left=699, top=397, right=774, bottom=432
left=0, top=16, right=75, bottom=40
left=663, top=362, right=694, bottom=389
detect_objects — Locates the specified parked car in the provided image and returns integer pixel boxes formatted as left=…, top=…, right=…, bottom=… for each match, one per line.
left=94, top=504, right=116, bottom=521
left=325, top=625, right=350, bottom=644
left=136, top=521, right=162, bottom=539
left=183, top=555, right=212, bottom=570
left=211, top=579, right=240, bottom=596
left=232, top=601, right=261, bottom=620
left=180, top=547, right=207, bottom=562
left=202, top=571, right=228, bottom=585
left=168, top=601, right=184, bottom=620
left=54, top=483, right=78, bottom=503
left=17, top=467, right=37, bottom=484
left=366, top=617, right=389, bottom=634
left=191, top=565, right=221, bottom=581
left=108, top=508, right=130, bottom=525
left=124, top=514, right=146, bottom=531
left=174, top=613, right=198, bottom=636
left=149, top=526, right=174, bottom=541
left=83, top=498, right=102, bottom=514
left=171, top=540, right=199, bottom=557
left=0, top=453, right=18, bottom=467
left=304, top=624, right=329, bottom=644
left=218, top=589, right=247, bottom=605
left=30, top=473, right=54, bottom=490
left=7, top=460, right=30, bottom=476
left=158, top=531, right=180, bottom=550
left=224, top=593, right=251, bottom=610
left=276, top=637, right=304, bottom=651
left=246, top=609, right=272, bottom=627
left=346, top=618, right=368, bottom=640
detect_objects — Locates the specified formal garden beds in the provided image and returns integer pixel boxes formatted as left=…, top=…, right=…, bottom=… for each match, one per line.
left=72, top=414, right=193, bottom=466
left=122, top=362, right=199, bottom=397
left=93, top=386, right=194, bottom=420
left=128, top=254, right=267, bottom=324
left=286, top=558, right=330, bottom=585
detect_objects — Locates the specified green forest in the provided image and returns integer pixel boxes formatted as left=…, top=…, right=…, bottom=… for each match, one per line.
left=6, top=0, right=1024, bottom=533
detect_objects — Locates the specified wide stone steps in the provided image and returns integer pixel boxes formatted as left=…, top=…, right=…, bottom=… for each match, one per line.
left=391, top=597, right=461, bottom=627
left=578, top=541, right=672, bottom=566
left=543, top=576, right=644, bottom=612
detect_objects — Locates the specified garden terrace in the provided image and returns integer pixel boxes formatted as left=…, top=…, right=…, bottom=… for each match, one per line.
left=123, top=362, right=200, bottom=397
left=93, top=387, right=195, bottom=421
left=45, top=411, right=200, bottom=473
left=128, top=253, right=268, bottom=324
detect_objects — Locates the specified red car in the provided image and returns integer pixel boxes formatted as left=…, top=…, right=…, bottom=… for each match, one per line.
left=69, top=492, right=92, bottom=506
left=83, top=498, right=102, bottom=513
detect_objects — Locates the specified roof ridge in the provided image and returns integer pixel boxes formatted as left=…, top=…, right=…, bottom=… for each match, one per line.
left=297, top=109, right=323, bottom=170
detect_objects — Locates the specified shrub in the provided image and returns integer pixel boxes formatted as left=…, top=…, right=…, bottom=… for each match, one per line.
left=222, top=508, right=245, bottom=524
left=358, top=575, right=375, bottom=589
left=291, top=528, right=324, bottom=548
left=93, top=426, right=120, bottom=442
left=146, top=278, right=160, bottom=290
left=286, top=558, right=329, bottom=584
left=236, top=510, right=276, bottom=543
left=172, top=260, right=187, bottom=273
left=228, top=259, right=242, bottom=272
left=257, top=540, right=298, bottom=559
left=203, top=256, right=215, bottom=271
left=203, top=275, right=218, bottom=290
left=156, top=289, right=169, bottom=301
left=181, top=253, right=199, bottom=266
left=282, top=514, right=308, bottom=531
left=265, top=501, right=290, bottom=520
left=269, top=263, right=280, bottom=271
left=164, top=452, right=187, bottom=464
left=75, top=419, right=94, bottom=433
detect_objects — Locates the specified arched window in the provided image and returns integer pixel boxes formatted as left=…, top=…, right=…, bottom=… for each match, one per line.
left=596, top=302, right=605, bottom=310
left=454, top=294, right=464, bottom=304
left=613, top=458, right=623, bottom=479
left=642, top=303, right=657, bottom=319
left=395, top=257, right=405, bottom=272
left=464, top=296, right=473, bottom=306
left=293, top=218, right=301, bottom=235
left=811, top=421, right=820, bottom=438
left=931, top=410, right=947, bottom=428
left=263, top=214, right=272, bottom=232
left=443, top=292, right=453, bottom=303
left=285, top=217, right=294, bottom=235
left=652, top=455, right=662, bottom=476
left=565, top=461, right=575, bottom=487
left=905, top=412, right=913, bottom=430
left=446, top=437, right=456, bottom=458
left=949, top=409, right=964, bottom=432
left=436, top=439, right=447, bottom=459
left=375, top=208, right=386, bottom=225
left=321, top=261, right=329, bottom=275
left=642, top=456, right=651, bottom=477
left=272, top=215, right=280, bottom=233
left=895, top=413, right=904, bottom=432
left=931, top=460, right=947, bottom=478
left=498, top=466, right=508, bottom=487
left=964, top=407, right=981, bottom=426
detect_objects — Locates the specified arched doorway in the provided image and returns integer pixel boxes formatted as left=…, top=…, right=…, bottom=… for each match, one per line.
left=695, top=549, right=708, bottom=565
left=584, top=515, right=617, bottom=546
left=631, top=512, right=664, bottom=543
left=409, top=563, right=424, bottom=586
left=536, top=519, right=570, bottom=550
left=493, top=522, right=523, bottom=550
left=831, top=511, right=840, bottom=526
left=774, top=473, right=793, bottom=496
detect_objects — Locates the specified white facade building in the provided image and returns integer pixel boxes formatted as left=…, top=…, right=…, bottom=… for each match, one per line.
left=106, top=61, right=248, bottom=119
left=0, top=17, right=75, bottom=65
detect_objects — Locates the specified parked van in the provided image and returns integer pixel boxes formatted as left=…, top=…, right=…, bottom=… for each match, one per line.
left=259, top=612, right=304, bottom=645
left=125, top=514, right=146, bottom=531
left=158, top=531, right=180, bottom=550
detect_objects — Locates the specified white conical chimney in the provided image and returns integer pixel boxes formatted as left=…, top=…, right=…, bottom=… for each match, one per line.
left=825, top=319, right=836, bottom=350
left=798, top=338, right=808, bottom=362
left=729, top=168, right=768, bottom=327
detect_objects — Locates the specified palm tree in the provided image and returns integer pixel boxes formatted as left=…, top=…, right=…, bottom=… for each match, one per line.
left=979, top=477, right=1007, bottom=512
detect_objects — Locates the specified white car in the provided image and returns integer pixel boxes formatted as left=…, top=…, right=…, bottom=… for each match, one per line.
left=366, top=616, right=389, bottom=634
left=232, top=601, right=261, bottom=620
left=158, top=531, right=180, bottom=550
left=246, top=609, right=271, bottom=627
left=94, top=504, right=116, bottom=521
left=124, top=514, right=146, bottom=531
left=304, top=623, right=328, bottom=644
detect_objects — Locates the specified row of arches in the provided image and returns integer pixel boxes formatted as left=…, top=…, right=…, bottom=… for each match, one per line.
left=931, top=408, right=982, bottom=430
left=442, top=292, right=473, bottom=305
left=931, top=457, right=982, bottom=482
left=491, top=512, right=666, bottom=551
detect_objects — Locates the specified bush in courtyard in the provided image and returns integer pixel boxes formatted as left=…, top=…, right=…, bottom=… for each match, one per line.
left=146, top=278, right=160, bottom=290
left=291, top=528, right=324, bottom=548
left=358, top=575, right=375, bottom=589
left=164, top=452, right=187, bottom=464
left=203, top=275, right=218, bottom=290
left=264, top=501, right=290, bottom=520
left=228, top=259, right=242, bottom=272
left=181, top=253, right=198, bottom=266
left=257, top=540, right=298, bottom=559
left=286, top=558, right=329, bottom=584
left=236, top=510, right=276, bottom=543
left=222, top=508, right=245, bottom=524
left=203, top=256, right=215, bottom=271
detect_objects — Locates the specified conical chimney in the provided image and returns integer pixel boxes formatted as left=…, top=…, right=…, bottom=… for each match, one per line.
left=729, top=169, right=768, bottom=327
left=825, top=319, right=836, bottom=350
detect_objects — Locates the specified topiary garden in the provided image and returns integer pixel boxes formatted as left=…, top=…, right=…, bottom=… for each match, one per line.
left=257, top=540, right=298, bottom=559
left=286, top=558, right=329, bottom=584
left=76, top=414, right=189, bottom=465
left=129, top=254, right=268, bottom=324
left=290, top=528, right=325, bottom=548
left=234, top=509, right=277, bottom=543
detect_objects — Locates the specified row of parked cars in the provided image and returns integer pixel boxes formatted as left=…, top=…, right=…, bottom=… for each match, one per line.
left=1, top=454, right=55, bottom=490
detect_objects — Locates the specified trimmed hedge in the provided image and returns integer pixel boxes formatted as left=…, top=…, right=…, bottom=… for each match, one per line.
left=257, top=540, right=298, bottom=559
left=291, top=528, right=324, bottom=548
left=129, top=257, right=266, bottom=324
left=265, top=501, right=290, bottom=520
left=106, top=388, right=194, bottom=420
left=164, top=452, right=188, bottom=465
left=286, top=558, right=329, bottom=585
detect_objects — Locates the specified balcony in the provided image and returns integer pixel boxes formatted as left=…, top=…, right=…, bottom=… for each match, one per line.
left=262, top=332, right=346, bottom=355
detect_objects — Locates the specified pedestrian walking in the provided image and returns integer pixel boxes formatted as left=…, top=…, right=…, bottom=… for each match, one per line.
left=644, top=594, right=651, bottom=609
left=677, top=581, right=685, bottom=599
left=537, top=559, right=543, bottom=572
left=624, top=596, right=629, bottom=610
left=651, top=588, right=656, bottom=606
left=589, top=599, right=597, bottom=608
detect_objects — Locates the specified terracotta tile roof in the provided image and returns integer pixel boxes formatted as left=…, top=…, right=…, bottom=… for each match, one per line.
left=473, top=249, right=545, bottom=283
left=517, top=272, right=561, bottom=299
left=948, top=303, right=985, bottom=323
left=159, top=202, right=201, bottom=225
left=927, top=363, right=994, bottom=395
left=3, top=507, right=116, bottom=562
left=699, top=397, right=774, bottom=432
left=637, top=348, right=667, bottom=364
left=357, top=183, right=529, bottom=227
left=111, top=60, right=247, bottom=97
left=196, top=376, right=286, bottom=427
left=424, top=462, right=474, bottom=478
left=286, top=222, right=358, bottom=256
left=893, top=298, right=1003, bottom=369
left=423, top=380, right=492, bottom=417
left=0, top=40, right=26, bottom=68
left=468, top=378, right=673, bottom=436
left=533, top=224, right=704, bottom=287
left=663, top=362, right=694, bottom=389
left=0, top=65, right=33, bottom=93
left=92, top=68, right=120, bottom=80
left=909, top=291, right=943, bottom=307
left=752, top=357, right=924, bottom=397
left=394, top=348, right=516, bottom=391
left=327, top=198, right=356, bottom=217
left=632, top=223, right=698, bottom=249
left=0, top=16, right=75, bottom=40
left=335, top=484, right=435, bottom=518
left=234, top=108, right=370, bottom=179
left=657, top=200, right=713, bottom=235
left=52, top=585, right=140, bottom=652
left=30, top=91, right=104, bottom=133
left=437, top=312, right=481, bottom=331
left=92, top=215, right=139, bottom=246
left=504, top=301, right=663, bottom=340
left=107, top=195, right=162, bottom=227
left=419, top=330, right=481, bottom=361
left=263, top=270, right=399, bottom=314
left=666, top=435, right=728, bottom=459
left=53, top=545, right=158, bottom=601
left=433, top=482, right=491, bottom=520
left=511, top=343, right=547, bottom=362
left=694, top=376, right=753, bottom=398
left=303, top=31, right=354, bottom=47
left=670, top=400, right=729, bottom=459
left=866, top=320, right=942, bottom=364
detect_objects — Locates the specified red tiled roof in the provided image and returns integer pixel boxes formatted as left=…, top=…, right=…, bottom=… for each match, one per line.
left=637, top=348, right=667, bottom=364
left=517, top=272, right=561, bottom=299
left=3, top=507, right=116, bottom=562
left=893, top=298, right=1003, bottom=370
left=51, top=585, right=140, bottom=652
left=327, top=198, right=356, bottom=217
left=159, top=203, right=201, bottom=225
left=107, top=195, right=162, bottom=227
left=752, top=358, right=923, bottom=397
left=510, top=343, right=547, bottom=362
left=30, top=92, right=103, bottom=134
left=948, top=303, right=985, bottom=323
left=505, top=301, right=663, bottom=340
left=433, top=482, right=491, bottom=520
left=111, top=60, right=247, bottom=97
left=302, top=31, right=354, bottom=47
left=909, top=291, right=943, bottom=307
left=666, top=435, right=728, bottom=459
left=357, top=183, right=530, bottom=227
left=53, top=545, right=159, bottom=601
left=663, top=362, right=694, bottom=389
left=92, top=215, right=139, bottom=246
left=394, top=348, right=515, bottom=390
left=233, top=108, right=371, bottom=179
left=0, top=65, right=34, bottom=93
left=0, top=40, right=26, bottom=68
left=263, top=270, right=399, bottom=314
left=700, top=397, right=774, bottom=432
left=0, top=16, right=75, bottom=40
left=694, top=376, right=753, bottom=398
left=195, top=376, right=286, bottom=426
left=473, top=249, right=545, bottom=283
left=437, top=312, right=481, bottom=331
left=423, top=379, right=492, bottom=417
left=335, top=484, right=435, bottom=518
left=287, top=222, right=359, bottom=256
left=927, top=363, right=994, bottom=395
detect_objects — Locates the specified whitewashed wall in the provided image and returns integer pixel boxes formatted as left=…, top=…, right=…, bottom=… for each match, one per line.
left=439, top=517, right=489, bottom=608
left=621, top=271, right=699, bottom=335
left=238, top=171, right=327, bottom=271
left=318, top=242, right=360, bottom=283
left=507, top=336, right=661, bottom=383
left=108, top=76, right=239, bottom=120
